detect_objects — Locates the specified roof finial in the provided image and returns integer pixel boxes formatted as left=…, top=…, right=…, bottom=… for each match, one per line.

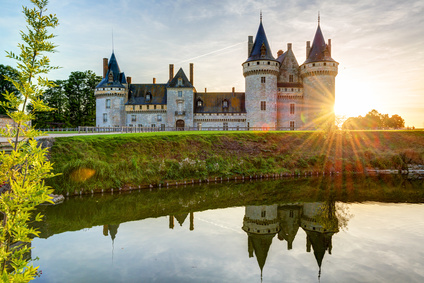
left=318, top=11, right=320, bottom=25
left=112, top=28, right=115, bottom=53
left=260, top=10, right=262, bottom=22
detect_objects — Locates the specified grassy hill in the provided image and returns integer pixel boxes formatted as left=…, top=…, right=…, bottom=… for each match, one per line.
left=46, top=130, right=424, bottom=194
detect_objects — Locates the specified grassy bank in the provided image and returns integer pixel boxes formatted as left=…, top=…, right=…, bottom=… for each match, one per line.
left=46, top=130, right=424, bottom=194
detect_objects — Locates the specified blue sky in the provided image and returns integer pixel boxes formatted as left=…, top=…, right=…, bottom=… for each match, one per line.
left=1, top=0, right=423, bottom=127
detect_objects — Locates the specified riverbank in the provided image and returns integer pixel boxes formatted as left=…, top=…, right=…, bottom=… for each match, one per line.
left=44, top=130, right=424, bottom=194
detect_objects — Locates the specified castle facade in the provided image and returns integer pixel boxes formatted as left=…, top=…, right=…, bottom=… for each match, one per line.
left=95, top=18, right=338, bottom=130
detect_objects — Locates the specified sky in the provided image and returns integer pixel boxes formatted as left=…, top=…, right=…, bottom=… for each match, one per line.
left=0, top=0, right=423, bottom=127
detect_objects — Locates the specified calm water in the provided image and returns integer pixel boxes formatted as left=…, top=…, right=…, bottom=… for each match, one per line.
left=31, top=176, right=424, bottom=282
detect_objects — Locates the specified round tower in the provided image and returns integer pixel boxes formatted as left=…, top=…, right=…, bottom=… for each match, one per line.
left=243, top=17, right=279, bottom=129
left=300, top=21, right=338, bottom=130
left=95, top=52, right=128, bottom=127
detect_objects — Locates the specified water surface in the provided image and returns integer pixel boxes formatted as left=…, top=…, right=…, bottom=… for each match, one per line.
left=32, top=176, right=424, bottom=282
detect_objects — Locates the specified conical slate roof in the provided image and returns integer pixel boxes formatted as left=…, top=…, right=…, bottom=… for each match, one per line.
left=304, top=24, right=335, bottom=64
left=96, top=52, right=127, bottom=88
left=245, top=19, right=276, bottom=62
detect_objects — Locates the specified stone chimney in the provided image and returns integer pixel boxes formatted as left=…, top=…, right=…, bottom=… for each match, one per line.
left=153, top=77, right=156, bottom=84
left=287, top=43, right=292, bottom=50
left=103, top=58, right=108, bottom=78
left=306, top=41, right=311, bottom=58
left=232, top=87, right=235, bottom=93
left=169, top=64, right=174, bottom=81
left=189, top=63, right=194, bottom=85
left=248, top=36, right=253, bottom=56
left=127, top=76, right=132, bottom=84
left=328, top=39, right=331, bottom=56
left=205, top=88, right=207, bottom=93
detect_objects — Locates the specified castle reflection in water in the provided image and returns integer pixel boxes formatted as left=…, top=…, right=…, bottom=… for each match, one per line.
left=103, top=202, right=340, bottom=278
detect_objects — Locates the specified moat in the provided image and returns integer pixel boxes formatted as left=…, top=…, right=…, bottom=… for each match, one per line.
left=31, top=176, right=424, bottom=282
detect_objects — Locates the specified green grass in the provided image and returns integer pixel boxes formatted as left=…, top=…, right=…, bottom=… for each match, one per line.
left=45, top=130, right=424, bottom=194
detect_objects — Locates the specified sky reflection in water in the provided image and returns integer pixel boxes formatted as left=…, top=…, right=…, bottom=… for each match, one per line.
left=32, top=179, right=424, bottom=282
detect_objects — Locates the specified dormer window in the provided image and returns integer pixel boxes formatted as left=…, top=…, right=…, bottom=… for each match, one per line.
left=260, top=43, right=266, bottom=57
left=222, top=99, right=228, bottom=109
left=108, top=71, right=113, bottom=82
left=146, top=92, right=151, bottom=102
left=197, top=99, right=203, bottom=107
left=178, top=78, right=183, bottom=86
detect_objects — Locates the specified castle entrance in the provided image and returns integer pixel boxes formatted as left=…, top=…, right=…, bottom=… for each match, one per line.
left=176, top=120, right=185, bottom=131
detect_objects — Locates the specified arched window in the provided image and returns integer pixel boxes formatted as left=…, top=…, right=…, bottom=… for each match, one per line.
left=197, top=99, right=203, bottom=107
left=108, top=71, right=113, bottom=82
left=222, top=99, right=228, bottom=108
left=178, top=78, right=183, bottom=86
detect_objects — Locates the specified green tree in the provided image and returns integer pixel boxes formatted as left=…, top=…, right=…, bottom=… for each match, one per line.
left=0, top=0, right=58, bottom=281
left=0, top=65, right=20, bottom=115
left=64, top=71, right=100, bottom=127
left=387, top=114, right=405, bottom=129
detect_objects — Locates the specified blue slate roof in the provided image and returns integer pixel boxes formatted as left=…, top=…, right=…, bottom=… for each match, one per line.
left=168, top=68, right=193, bottom=88
left=245, top=20, right=276, bottom=62
left=304, top=24, right=336, bottom=64
left=96, top=52, right=127, bottom=88
left=126, top=84, right=167, bottom=105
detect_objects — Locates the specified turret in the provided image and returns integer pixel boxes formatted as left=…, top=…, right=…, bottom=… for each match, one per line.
left=243, top=16, right=280, bottom=129
left=95, top=52, right=128, bottom=127
left=299, top=18, right=338, bottom=130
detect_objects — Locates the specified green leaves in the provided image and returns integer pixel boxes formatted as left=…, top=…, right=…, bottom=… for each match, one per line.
left=0, top=0, right=59, bottom=280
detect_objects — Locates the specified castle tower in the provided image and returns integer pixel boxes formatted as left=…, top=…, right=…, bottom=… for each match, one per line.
left=243, top=16, right=280, bottom=129
left=166, top=66, right=195, bottom=129
left=95, top=52, right=128, bottom=127
left=299, top=18, right=338, bottom=130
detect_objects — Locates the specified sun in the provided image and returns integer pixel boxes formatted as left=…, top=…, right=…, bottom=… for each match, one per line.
left=335, top=74, right=378, bottom=118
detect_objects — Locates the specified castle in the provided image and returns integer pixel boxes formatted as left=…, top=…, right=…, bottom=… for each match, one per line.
left=95, top=17, right=338, bottom=130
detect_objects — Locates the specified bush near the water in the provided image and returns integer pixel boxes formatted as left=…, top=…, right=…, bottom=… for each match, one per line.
left=45, top=130, right=424, bottom=194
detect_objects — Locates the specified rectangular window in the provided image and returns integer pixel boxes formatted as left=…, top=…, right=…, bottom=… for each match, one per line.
left=152, top=124, right=156, bottom=128
left=106, top=99, right=111, bottom=109
left=161, top=124, right=165, bottom=131
left=289, top=75, right=294, bottom=82
left=290, top=104, right=295, bottom=115
left=178, top=91, right=182, bottom=97
left=138, top=124, right=143, bottom=128
left=261, top=77, right=266, bottom=83
left=103, top=113, right=107, bottom=122
left=157, top=115, right=162, bottom=122
left=147, top=105, right=149, bottom=110
left=261, top=101, right=266, bottom=111
left=154, top=105, right=157, bottom=109
left=131, top=115, right=136, bottom=122
left=290, top=121, right=295, bottom=130
left=129, top=124, right=133, bottom=127
left=261, top=211, right=266, bottom=218
left=223, top=122, right=228, bottom=131
left=133, top=105, right=135, bottom=110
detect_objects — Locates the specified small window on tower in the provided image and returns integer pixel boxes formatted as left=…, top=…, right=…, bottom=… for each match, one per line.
left=289, top=75, right=294, bottom=82
left=106, top=99, right=111, bottom=109
left=131, top=115, right=136, bottom=122
left=178, top=91, right=182, bottom=97
left=290, top=103, right=295, bottom=115
left=261, top=101, right=266, bottom=111
left=261, top=77, right=266, bottom=83
left=103, top=113, right=107, bottom=122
